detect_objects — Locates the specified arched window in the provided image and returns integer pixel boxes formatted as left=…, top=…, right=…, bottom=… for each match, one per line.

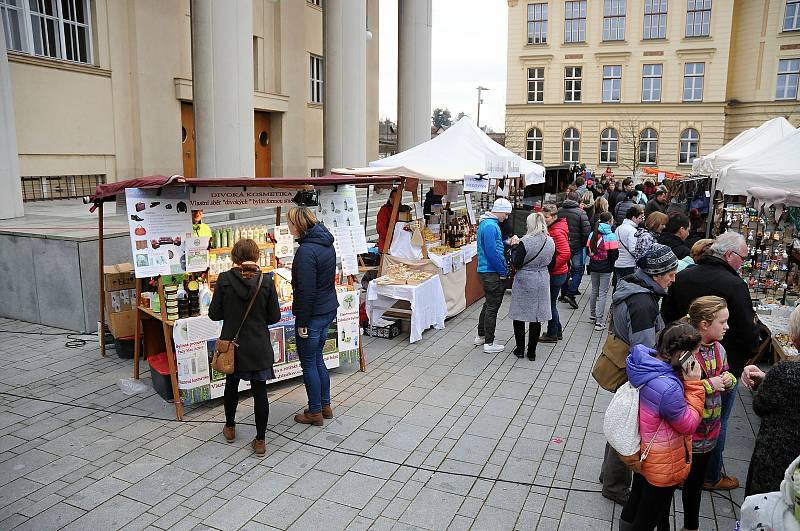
left=599, top=127, right=618, bottom=164
left=563, top=128, right=580, bottom=163
left=679, top=128, right=700, bottom=165
left=639, top=128, right=658, bottom=165
left=526, top=128, right=543, bottom=162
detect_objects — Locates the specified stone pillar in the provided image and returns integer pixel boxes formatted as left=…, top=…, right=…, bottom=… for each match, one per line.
left=324, top=0, right=367, bottom=171
left=0, top=15, right=24, bottom=219
left=191, top=0, right=254, bottom=177
left=398, top=0, right=432, bottom=151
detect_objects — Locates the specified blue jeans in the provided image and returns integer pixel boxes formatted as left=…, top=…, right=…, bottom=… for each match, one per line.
left=297, top=310, right=337, bottom=414
left=705, top=380, right=738, bottom=483
left=562, top=252, right=585, bottom=297
left=547, top=274, right=568, bottom=336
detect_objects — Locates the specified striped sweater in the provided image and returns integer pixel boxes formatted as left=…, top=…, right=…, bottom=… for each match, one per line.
left=691, top=341, right=737, bottom=454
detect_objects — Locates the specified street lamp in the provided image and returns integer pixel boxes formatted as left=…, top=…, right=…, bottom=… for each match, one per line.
left=476, top=86, right=489, bottom=129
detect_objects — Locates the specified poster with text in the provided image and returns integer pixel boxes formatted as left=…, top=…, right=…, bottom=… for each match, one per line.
left=336, top=290, right=360, bottom=364
left=189, top=187, right=295, bottom=211
left=316, top=185, right=369, bottom=258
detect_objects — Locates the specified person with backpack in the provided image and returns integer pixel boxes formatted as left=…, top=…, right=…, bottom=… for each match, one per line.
left=619, top=322, right=705, bottom=531
left=633, top=211, right=667, bottom=261
left=557, top=191, right=591, bottom=309
left=613, top=190, right=638, bottom=226
left=586, top=212, right=618, bottom=331
left=680, top=296, right=737, bottom=531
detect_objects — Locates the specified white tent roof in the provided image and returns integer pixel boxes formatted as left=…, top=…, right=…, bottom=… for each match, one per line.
left=718, top=129, right=800, bottom=196
left=691, top=117, right=796, bottom=176
left=333, top=116, right=545, bottom=185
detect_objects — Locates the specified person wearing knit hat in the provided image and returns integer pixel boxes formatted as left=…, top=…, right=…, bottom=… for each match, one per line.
left=637, top=243, right=679, bottom=277
left=475, top=197, right=515, bottom=353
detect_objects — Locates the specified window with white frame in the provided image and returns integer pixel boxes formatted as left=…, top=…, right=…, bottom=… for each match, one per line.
left=776, top=58, right=800, bottom=100
left=527, top=3, right=548, bottom=44
left=563, top=128, right=580, bottom=163
left=0, top=0, right=93, bottom=64
left=527, top=67, right=545, bottom=103
left=310, top=54, right=324, bottom=104
left=603, top=0, right=626, bottom=41
left=600, top=128, right=619, bottom=164
left=679, top=128, right=700, bottom=165
left=785, top=0, right=800, bottom=31
left=564, top=1, right=586, bottom=43
left=644, top=0, right=668, bottom=39
left=602, top=65, right=622, bottom=103
left=526, top=128, right=543, bottom=162
left=564, top=66, right=582, bottom=102
left=639, top=128, right=658, bottom=165
left=642, top=64, right=663, bottom=102
left=308, top=0, right=322, bottom=6
left=683, top=62, right=705, bottom=101
left=686, top=0, right=711, bottom=37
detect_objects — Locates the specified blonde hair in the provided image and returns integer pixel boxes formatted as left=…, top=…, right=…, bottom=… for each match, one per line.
left=287, top=206, right=318, bottom=236
left=525, top=212, right=548, bottom=236
left=645, top=211, right=669, bottom=232
left=580, top=191, right=593, bottom=206
left=684, top=296, right=727, bottom=329
left=690, top=238, right=714, bottom=261
left=594, top=196, right=609, bottom=214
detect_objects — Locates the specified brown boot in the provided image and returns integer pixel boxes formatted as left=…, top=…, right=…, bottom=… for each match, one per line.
left=294, top=411, right=324, bottom=426
left=222, top=425, right=235, bottom=442
left=304, top=404, right=333, bottom=419
left=251, top=438, right=266, bottom=456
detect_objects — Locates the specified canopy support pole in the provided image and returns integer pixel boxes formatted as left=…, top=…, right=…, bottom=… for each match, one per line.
left=379, top=180, right=405, bottom=275
left=98, top=203, right=106, bottom=357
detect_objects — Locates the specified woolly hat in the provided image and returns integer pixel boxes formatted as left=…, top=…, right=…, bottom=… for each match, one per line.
left=491, top=198, right=513, bottom=214
left=637, top=243, right=678, bottom=276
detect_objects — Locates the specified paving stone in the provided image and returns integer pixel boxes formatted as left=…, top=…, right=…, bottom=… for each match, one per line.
left=323, top=471, right=385, bottom=510
left=238, top=471, right=296, bottom=504
left=122, top=464, right=199, bottom=506
left=13, top=501, right=85, bottom=531
left=63, top=494, right=149, bottom=530
left=285, top=468, right=340, bottom=500
left=65, top=475, right=130, bottom=510
left=0, top=448, right=58, bottom=486
left=204, top=495, right=265, bottom=531
left=398, top=486, right=463, bottom=530
left=287, top=499, right=358, bottom=531
left=471, top=504, right=520, bottom=530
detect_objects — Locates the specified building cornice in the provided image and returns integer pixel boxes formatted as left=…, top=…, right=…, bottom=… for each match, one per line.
left=675, top=47, right=716, bottom=58
left=519, top=53, right=555, bottom=63
left=7, top=52, right=111, bottom=77
left=507, top=0, right=519, bottom=6
left=593, top=51, right=633, bottom=61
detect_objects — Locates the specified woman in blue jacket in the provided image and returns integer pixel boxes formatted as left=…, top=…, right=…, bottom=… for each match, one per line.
left=288, top=207, right=339, bottom=426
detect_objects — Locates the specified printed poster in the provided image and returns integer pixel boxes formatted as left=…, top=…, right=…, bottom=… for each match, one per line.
left=125, top=187, right=193, bottom=278
left=336, top=290, right=360, bottom=364
left=317, top=185, right=369, bottom=257
left=185, top=237, right=210, bottom=273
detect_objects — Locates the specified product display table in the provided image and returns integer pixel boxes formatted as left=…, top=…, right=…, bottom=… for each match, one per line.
left=757, top=310, right=799, bottom=361
left=366, top=275, right=447, bottom=343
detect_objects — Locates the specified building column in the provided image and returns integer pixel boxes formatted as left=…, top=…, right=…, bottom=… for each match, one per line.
left=398, top=0, right=432, bottom=151
left=324, top=0, right=367, bottom=171
left=0, top=15, right=24, bottom=219
left=191, top=0, right=254, bottom=177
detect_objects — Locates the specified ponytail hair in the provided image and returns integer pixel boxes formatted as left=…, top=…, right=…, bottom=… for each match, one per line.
left=589, top=211, right=613, bottom=254
left=683, top=296, right=727, bottom=329
left=655, top=322, right=701, bottom=368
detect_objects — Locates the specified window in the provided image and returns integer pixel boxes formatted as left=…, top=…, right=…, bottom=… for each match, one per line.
left=785, top=0, right=800, bottom=31
left=776, top=59, right=800, bottom=100
left=308, top=0, right=322, bottom=5
left=527, top=3, right=548, bottom=44
left=644, top=0, right=668, bottom=39
left=686, top=0, right=711, bottom=37
left=679, top=128, right=700, bottom=165
left=642, top=64, right=663, bottom=102
left=683, top=62, right=705, bottom=101
left=564, top=66, right=582, bottom=102
left=563, top=128, right=581, bottom=163
left=600, top=128, right=619, bottom=164
left=603, top=0, right=626, bottom=41
left=0, top=0, right=93, bottom=63
left=310, top=54, right=324, bottom=104
left=639, top=128, right=658, bottom=165
left=526, top=128, right=543, bottom=162
left=527, top=67, right=545, bottom=103
left=310, top=168, right=324, bottom=177
left=564, top=1, right=587, bottom=43
left=603, top=65, right=622, bottom=103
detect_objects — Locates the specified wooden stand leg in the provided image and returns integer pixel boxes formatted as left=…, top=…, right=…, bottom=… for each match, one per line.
left=98, top=203, right=106, bottom=357
left=133, top=278, right=142, bottom=379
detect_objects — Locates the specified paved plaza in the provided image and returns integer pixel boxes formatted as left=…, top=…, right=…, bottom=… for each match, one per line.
left=0, top=288, right=756, bottom=530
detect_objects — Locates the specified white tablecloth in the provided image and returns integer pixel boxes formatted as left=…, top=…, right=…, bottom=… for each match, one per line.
left=366, top=275, right=447, bottom=343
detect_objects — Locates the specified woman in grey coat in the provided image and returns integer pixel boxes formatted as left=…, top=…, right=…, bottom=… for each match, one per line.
left=510, top=212, right=555, bottom=360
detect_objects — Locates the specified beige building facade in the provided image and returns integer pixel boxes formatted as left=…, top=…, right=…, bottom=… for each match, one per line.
left=1, top=0, right=379, bottom=198
left=505, top=0, right=800, bottom=175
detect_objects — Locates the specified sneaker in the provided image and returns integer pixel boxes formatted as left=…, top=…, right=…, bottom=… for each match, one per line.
left=594, top=323, right=606, bottom=332
left=539, top=334, right=559, bottom=343
left=703, top=475, right=739, bottom=490
left=483, top=343, right=505, bottom=353
left=474, top=335, right=485, bottom=345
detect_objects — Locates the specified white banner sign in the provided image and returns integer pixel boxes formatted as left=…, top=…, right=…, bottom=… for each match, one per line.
left=463, top=175, right=490, bottom=193
left=189, top=187, right=295, bottom=211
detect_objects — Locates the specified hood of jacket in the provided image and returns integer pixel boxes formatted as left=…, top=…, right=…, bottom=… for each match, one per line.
left=627, top=344, right=676, bottom=388
left=560, top=199, right=579, bottom=209
left=612, top=268, right=665, bottom=305
left=299, top=222, right=335, bottom=248
left=479, top=212, right=500, bottom=224
left=226, top=268, right=265, bottom=301
left=598, top=222, right=614, bottom=236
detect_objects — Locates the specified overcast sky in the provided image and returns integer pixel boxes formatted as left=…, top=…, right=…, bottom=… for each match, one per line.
left=379, top=0, right=508, bottom=133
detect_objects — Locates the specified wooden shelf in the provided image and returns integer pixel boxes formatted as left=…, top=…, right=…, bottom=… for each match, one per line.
left=209, top=242, right=274, bottom=254
left=137, top=305, right=175, bottom=327
left=208, top=266, right=274, bottom=284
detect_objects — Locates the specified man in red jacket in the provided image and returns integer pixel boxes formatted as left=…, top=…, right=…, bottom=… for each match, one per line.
left=376, top=189, right=397, bottom=253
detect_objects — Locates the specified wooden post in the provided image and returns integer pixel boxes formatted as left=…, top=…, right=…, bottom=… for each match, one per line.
left=133, top=278, right=143, bottom=379
left=275, top=206, right=282, bottom=226
left=379, top=180, right=405, bottom=275
left=157, top=277, right=183, bottom=420
left=98, top=202, right=106, bottom=357
left=411, top=188, right=428, bottom=259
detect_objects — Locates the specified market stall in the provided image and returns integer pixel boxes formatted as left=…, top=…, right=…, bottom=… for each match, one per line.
left=89, top=174, right=405, bottom=419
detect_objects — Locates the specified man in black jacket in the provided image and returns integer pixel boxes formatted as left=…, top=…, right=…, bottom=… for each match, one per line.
left=644, top=187, right=668, bottom=218
left=557, top=191, right=591, bottom=308
left=661, top=231, right=757, bottom=491
left=657, top=212, right=691, bottom=259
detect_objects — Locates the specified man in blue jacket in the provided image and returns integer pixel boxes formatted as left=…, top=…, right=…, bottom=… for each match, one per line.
left=475, top=198, right=515, bottom=353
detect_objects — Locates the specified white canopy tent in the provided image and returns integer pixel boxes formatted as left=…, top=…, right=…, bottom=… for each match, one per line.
left=718, top=129, right=800, bottom=196
left=333, top=116, right=545, bottom=185
left=692, top=117, right=796, bottom=177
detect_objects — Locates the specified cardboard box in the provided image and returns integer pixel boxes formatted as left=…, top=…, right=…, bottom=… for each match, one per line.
left=108, top=309, right=136, bottom=338
left=105, top=288, right=136, bottom=314
left=103, top=263, right=135, bottom=292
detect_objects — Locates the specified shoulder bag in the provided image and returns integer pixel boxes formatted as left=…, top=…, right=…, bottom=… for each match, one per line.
left=591, top=309, right=631, bottom=392
left=211, top=273, right=263, bottom=375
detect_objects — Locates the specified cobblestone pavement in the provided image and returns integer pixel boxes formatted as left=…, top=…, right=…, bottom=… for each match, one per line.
left=0, top=285, right=756, bottom=530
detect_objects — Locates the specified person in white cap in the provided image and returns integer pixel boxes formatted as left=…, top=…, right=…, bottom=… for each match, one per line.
left=475, top=197, right=515, bottom=353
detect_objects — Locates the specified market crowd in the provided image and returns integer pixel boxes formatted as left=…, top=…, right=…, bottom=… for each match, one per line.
left=474, top=171, right=800, bottom=531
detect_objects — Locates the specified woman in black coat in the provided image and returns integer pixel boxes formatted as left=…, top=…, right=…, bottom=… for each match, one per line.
left=208, top=238, right=281, bottom=456
left=288, top=207, right=339, bottom=426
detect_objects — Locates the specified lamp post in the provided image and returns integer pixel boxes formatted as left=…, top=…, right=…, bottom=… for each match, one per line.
left=476, top=86, right=489, bottom=129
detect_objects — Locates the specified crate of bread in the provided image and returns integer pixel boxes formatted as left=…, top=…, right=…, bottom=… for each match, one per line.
left=375, top=264, right=434, bottom=286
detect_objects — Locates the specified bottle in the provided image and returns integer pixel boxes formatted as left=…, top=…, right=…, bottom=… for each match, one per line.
left=199, top=283, right=213, bottom=315
left=213, top=229, right=221, bottom=249
left=234, top=227, right=241, bottom=243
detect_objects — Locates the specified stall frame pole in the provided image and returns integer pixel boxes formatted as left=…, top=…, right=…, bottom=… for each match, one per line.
left=379, top=179, right=405, bottom=275
left=98, top=203, right=107, bottom=357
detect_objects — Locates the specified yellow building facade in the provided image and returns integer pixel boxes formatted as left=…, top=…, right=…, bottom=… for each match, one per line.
left=505, top=0, right=800, bottom=175
left=2, top=0, right=379, bottom=197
